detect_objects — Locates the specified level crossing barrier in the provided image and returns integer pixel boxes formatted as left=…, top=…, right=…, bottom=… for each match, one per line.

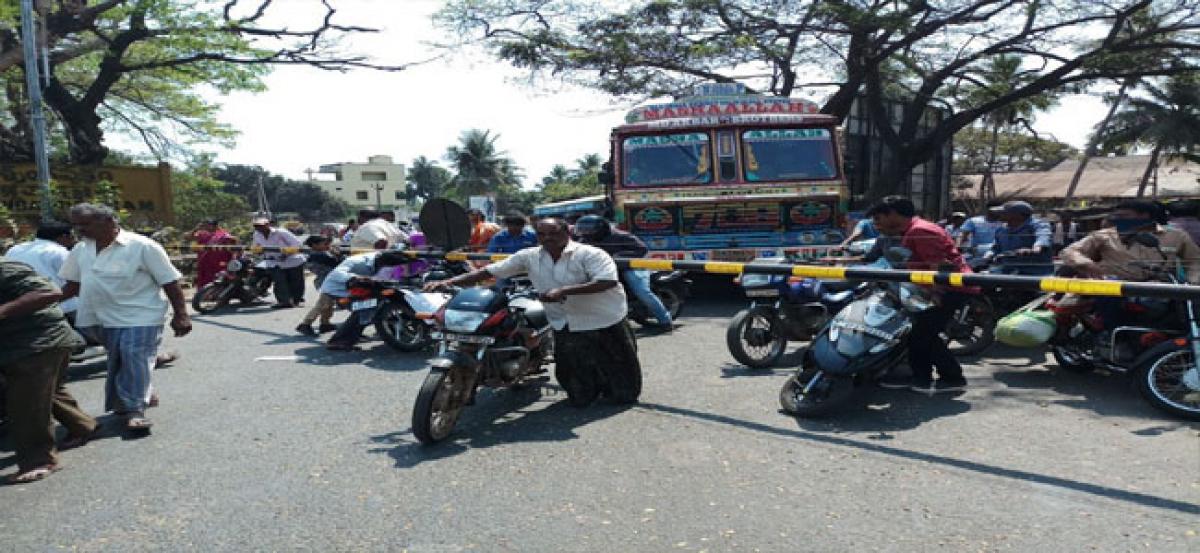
left=171, top=243, right=1200, bottom=300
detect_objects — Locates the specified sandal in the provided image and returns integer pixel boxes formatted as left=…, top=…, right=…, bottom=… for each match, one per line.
left=6, top=464, right=61, bottom=485
left=126, top=412, right=154, bottom=431
left=154, top=352, right=179, bottom=368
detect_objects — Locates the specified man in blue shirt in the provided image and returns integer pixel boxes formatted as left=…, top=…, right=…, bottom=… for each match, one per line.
left=487, top=213, right=538, bottom=254
left=839, top=216, right=879, bottom=248
left=957, top=205, right=1005, bottom=258
left=988, top=201, right=1054, bottom=275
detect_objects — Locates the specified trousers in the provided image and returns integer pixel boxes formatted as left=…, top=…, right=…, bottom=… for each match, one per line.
left=271, top=266, right=306, bottom=305
left=101, top=326, right=162, bottom=413
left=623, top=269, right=672, bottom=326
left=2, top=348, right=67, bottom=471
left=908, top=292, right=969, bottom=386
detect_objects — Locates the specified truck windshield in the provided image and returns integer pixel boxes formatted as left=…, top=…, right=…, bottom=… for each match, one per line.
left=743, top=128, right=837, bottom=182
left=622, top=133, right=713, bottom=187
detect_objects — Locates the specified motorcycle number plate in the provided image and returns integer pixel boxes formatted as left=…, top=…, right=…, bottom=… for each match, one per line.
left=431, top=332, right=495, bottom=345
left=745, top=289, right=779, bottom=298
left=351, top=298, right=379, bottom=310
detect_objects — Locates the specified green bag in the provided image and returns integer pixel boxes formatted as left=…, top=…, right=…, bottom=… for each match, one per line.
left=995, top=295, right=1057, bottom=348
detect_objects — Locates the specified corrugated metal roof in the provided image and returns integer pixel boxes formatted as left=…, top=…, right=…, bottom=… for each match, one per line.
left=955, top=155, right=1200, bottom=199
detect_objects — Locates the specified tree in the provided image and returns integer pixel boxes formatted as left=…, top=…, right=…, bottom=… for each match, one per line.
left=538, top=155, right=604, bottom=202
left=407, top=156, right=453, bottom=203
left=541, top=164, right=571, bottom=187
left=1, top=1, right=405, bottom=164
left=210, top=164, right=350, bottom=222
left=959, top=55, right=1060, bottom=201
left=1096, top=74, right=1200, bottom=197
left=439, top=0, right=1200, bottom=197
left=172, top=172, right=250, bottom=230
left=444, top=129, right=523, bottom=198
left=952, top=127, right=1078, bottom=174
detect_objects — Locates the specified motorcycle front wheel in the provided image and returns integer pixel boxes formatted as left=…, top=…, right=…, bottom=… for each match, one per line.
left=1135, top=346, right=1200, bottom=421
left=375, top=303, right=431, bottom=352
left=191, top=283, right=229, bottom=314
left=779, top=369, right=856, bottom=417
left=412, top=367, right=468, bottom=444
left=726, top=306, right=787, bottom=368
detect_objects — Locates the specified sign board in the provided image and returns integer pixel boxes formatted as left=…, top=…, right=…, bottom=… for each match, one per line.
left=626, top=96, right=821, bottom=124
left=0, top=163, right=174, bottom=224
left=468, top=195, right=497, bottom=221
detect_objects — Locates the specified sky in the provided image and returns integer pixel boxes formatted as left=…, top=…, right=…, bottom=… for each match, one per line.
left=169, top=0, right=1111, bottom=186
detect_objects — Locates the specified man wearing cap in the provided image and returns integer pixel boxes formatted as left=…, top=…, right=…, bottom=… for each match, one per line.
left=943, top=212, right=967, bottom=240
left=988, top=201, right=1054, bottom=276
left=957, top=205, right=1004, bottom=259
left=251, top=216, right=307, bottom=308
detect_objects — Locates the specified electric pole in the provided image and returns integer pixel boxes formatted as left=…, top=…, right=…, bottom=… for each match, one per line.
left=20, top=0, right=53, bottom=222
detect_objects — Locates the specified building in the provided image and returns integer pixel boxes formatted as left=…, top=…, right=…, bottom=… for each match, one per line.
left=314, top=155, right=408, bottom=212
left=954, top=155, right=1200, bottom=207
left=843, top=97, right=953, bottom=217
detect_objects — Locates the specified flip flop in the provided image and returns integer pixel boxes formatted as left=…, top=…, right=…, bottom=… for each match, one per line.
left=5, top=464, right=61, bottom=485
left=154, top=352, right=179, bottom=368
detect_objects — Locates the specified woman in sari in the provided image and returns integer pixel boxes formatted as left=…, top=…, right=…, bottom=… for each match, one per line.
left=192, top=219, right=238, bottom=288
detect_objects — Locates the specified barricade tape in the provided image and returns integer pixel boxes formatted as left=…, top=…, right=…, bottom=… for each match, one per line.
left=171, top=243, right=1200, bottom=300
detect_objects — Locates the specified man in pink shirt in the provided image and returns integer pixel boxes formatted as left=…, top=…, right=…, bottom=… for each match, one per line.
left=866, top=196, right=972, bottom=395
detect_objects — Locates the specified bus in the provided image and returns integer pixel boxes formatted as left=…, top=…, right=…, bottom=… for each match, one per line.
left=603, top=83, right=848, bottom=262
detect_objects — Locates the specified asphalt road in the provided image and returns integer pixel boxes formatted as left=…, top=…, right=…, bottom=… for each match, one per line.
left=1, top=282, right=1197, bottom=552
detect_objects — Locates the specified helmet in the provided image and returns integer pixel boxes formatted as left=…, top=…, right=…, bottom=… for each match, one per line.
left=574, top=215, right=611, bottom=242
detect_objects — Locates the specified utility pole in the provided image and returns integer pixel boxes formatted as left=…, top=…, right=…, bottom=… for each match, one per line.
left=20, top=0, right=53, bottom=222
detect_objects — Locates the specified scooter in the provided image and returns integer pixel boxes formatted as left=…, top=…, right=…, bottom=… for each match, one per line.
left=1047, top=233, right=1200, bottom=420
left=779, top=247, right=937, bottom=417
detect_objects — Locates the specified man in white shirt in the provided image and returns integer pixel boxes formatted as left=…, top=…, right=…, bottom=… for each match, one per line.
left=5, top=221, right=78, bottom=315
left=350, top=209, right=407, bottom=253
left=60, top=203, right=192, bottom=431
left=425, top=218, right=642, bottom=407
left=251, top=216, right=307, bottom=308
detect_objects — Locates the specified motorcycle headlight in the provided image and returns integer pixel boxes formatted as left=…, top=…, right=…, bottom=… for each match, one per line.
left=899, top=283, right=935, bottom=312
left=443, top=309, right=489, bottom=333
left=226, top=259, right=243, bottom=272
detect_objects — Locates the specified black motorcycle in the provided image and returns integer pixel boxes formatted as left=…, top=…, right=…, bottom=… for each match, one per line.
left=625, top=270, right=690, bottom=327
left=726, top=269, right=859, bottom=368
left=343, top=277, right=450, bottom=352
left=411, top=285, right=556, bottom=444
left=191, top=256, right=272, bottom=314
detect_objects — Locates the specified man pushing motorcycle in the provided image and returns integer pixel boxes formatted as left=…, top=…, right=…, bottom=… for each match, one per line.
left=572, top=215, right=674, bottom=330
left=424, top=217, right=642, bottom=407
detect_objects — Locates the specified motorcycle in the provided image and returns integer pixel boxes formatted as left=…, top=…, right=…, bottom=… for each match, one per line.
left=726, top=263, right=860, bottom=368
left=1047, top=233, right=1200, bottom=420
left=411, top=285, right=556, bottom=444
left=191, top=256, right=272, bottom=314
left=942, top=252, right=1052, bottom=356
left=779, top=247, right=937, bottom=417
left=343, top=277, right=451, bottom=352
left=625, top=270, right=690, bottom=327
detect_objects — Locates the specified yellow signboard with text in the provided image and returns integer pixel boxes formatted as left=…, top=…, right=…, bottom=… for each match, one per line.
left=0, top=163, right=174, bottom=224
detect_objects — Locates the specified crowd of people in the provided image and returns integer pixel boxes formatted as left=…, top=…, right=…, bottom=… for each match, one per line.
left=5, top=195, right=1200, bottom=485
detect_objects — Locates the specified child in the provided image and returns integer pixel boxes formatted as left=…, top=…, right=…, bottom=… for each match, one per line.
left=296, top=236, right=343, bottom=336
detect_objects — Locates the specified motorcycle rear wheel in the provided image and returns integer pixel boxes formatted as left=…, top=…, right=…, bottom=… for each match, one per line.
left=412, top=367, right=467, bottom=444
left=726, top=306, right=787, bottom=368
left=779, top=369, right=855, bottom=417
left=944, top=295, right=996, bottom=357
left=375, top=303, right=431, bottom=352
left=1135, top=347, right=1200, bottom=421
left=191, top=283, right=229, bottom=314
left=628, top=289, right=683, bottom=326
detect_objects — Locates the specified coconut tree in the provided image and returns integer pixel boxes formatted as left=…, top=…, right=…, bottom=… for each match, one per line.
left=959, top=55, right=1060, bottom=202
left=444, top=129, right=522, bottom=198
left=1096, top=75, right=1200, bottom=197
left=541, top=165, right=572, bottom=187
left=574, top=153, right=603, bottom=177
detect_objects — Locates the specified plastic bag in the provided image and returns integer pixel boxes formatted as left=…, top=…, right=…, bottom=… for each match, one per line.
left=995, top=295, right=1057, bottom=348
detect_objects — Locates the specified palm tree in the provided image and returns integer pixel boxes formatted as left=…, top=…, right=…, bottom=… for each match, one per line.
left=574, top=153, right=603, bottom=176
left=407, top=155, right=452, bottom=203
left=961, top=55, right=1060, bottom=202
left=1097, top=75, right=1200, bottom=197
left=444, top=129, right=522, bottom=198
left=541, top=164, right=572, bottom=187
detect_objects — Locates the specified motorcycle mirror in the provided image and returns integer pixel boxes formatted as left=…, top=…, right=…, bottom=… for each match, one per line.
left=1131, top=232, right=1161, bottom=249
left=419, top=199, right=472, bottom=252
left=884, top=247, right=913, bottom=264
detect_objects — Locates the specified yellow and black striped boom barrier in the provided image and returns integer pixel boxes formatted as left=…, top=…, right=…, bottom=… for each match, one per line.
left=175, top=243, right=1200, bottom=300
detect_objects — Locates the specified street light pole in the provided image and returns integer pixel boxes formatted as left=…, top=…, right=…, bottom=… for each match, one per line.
left=20, top=0, right=53, bottom=222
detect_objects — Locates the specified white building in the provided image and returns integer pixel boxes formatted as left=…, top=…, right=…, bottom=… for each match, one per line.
left=313, top=155, right=409, bottom=212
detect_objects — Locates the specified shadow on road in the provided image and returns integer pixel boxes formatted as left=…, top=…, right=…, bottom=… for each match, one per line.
left=634, top=401, right=1199, bottom=516
left=369, top=381, right=631, bottom=468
